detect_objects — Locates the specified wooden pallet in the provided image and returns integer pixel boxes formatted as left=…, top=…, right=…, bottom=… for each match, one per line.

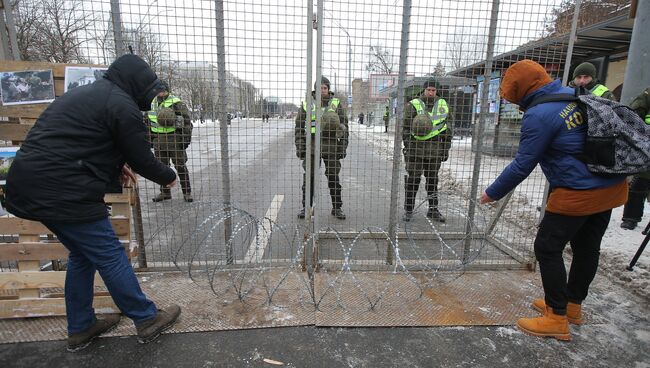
left=0, top=192, right=132, bottom=318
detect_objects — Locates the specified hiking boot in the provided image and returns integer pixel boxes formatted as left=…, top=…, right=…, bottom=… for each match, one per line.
left=426, top=208, right=446, bottom=223
left=402, top=211, right=413, bottom=222
left=152, top=192, right=172, bottom=202
left=332, top=208, right=346, bottom=220
left=517, top=306, right=570, bottom=341
left=136, top=305, right=181, bottom=344
left=67, top=314, right=121, bottom=352
left=620, top=220, right=637, bottom=230
left=297, top=208, right=305, bottom=219
left=532, top=299, right=583, bottom=325
left=183, top=193, right=194, bottom=202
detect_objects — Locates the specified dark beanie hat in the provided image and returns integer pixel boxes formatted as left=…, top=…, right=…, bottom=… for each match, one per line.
left=573, top=62, right=597, bottom=79
left=422, top=79, right=440, bottom=89
left=160, top=80, right=170, bottom=92
left=314, top=76, right=331, bottom=90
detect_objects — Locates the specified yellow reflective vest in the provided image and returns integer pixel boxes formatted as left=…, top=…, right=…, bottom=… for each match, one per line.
left=303, top=98, right=340, bottom=134
left=148, top=95, right=181, bottom=133
left=590, top=84, right=609, bottom=98
left=409, top=98, right=448, bottom=141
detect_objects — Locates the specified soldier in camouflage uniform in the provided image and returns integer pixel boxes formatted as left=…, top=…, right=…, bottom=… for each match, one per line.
left=146, top=82, right=194, bottom=202
left=295, top=77, right=349, bottom=220
left=402, top=79, right=453, bottom=222
left=621, top=87, right=650, bottom=230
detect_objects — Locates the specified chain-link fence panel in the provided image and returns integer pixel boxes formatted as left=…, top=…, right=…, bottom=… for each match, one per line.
left=1, top=0, right=602, bottom=288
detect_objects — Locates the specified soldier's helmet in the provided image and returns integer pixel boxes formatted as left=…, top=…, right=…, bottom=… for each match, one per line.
left=157, top=107, right=177, bottom=127
left=412, top=114, right=433, bottom=137
left=321, top=110, right=341, bottom=138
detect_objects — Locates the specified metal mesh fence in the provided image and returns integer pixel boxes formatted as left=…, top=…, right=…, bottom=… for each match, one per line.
left=0, top=0, right=587, bottom=279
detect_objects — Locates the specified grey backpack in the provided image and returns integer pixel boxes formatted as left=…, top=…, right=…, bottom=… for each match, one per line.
left=528, top=90, right=650, bottom=175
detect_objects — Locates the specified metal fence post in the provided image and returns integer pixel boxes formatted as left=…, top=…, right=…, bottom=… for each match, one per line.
left=214, top=0, right=234, bottom=264
left=620, top=0, right=650, bottom=104
left=387, top=0, right=412, bottom=265
left=110, top=0, right=125, bottom=56
left=463, top=0, right=500, bottom=262
left=302, top=0, right=315, bottom=273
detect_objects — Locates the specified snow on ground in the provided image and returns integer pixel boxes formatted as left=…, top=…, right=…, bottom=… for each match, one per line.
left=352, top=121, right=650, bottom=300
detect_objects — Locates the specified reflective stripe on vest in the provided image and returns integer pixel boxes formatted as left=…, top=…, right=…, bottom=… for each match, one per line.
left=410, top=98, right=448, bottom=141
left=303, top=98, right=340, bottom=134
left=149, top=95, right=181, bottom=133
left=590, top=84, right=609, bottom=97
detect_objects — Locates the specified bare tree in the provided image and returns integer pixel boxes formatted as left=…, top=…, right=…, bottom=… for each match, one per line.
left=365, top=44, right=395, bottom=74
left=543, top=0, right=629, bottom=37
left=13, top=0, right=94, bottom=62
left=445, top=27, right=487, bottom=71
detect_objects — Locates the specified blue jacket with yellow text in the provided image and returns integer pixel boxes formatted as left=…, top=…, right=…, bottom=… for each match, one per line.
left=486, top=79, right=624, bottom=200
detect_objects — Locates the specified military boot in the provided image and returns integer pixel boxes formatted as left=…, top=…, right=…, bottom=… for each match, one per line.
left=152, top=192, right=172, bottom=202
left=67, top=314, right=121, bottom=352
left=403, top=175, right=418, bottom=222
left=517, top=306, right=570, bottom=341
left=297, top=208, right=306, bottom=219
left=183, top=193, right=194, bottom=202
left=332, top=208, right=346, bottom=220
left=426, top=207, right=446, bottom=223
left=532, top=299, right=583, bottom=325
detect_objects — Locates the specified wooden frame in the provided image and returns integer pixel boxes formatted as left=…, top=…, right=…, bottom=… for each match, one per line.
left=0, top=60, right=133, bottom=319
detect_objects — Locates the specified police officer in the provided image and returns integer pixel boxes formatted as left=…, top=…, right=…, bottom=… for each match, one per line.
left=402, top=79, right=452, bottom=222
left=621, top=87, right=650, bottom=230
left=383, top=106, right=390, bottom=133
left=569, top=62, right=615, bottom=100
left=146, top=81, right=194, bottom=202
left=295, top=76, right=349, bottom=220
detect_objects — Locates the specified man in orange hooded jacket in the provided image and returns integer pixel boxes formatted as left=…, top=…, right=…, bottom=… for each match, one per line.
left=480, top=60, right=628, bottom=341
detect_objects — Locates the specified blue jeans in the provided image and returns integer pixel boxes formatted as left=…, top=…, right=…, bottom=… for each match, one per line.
left=43, top=218, right=157, bottom=334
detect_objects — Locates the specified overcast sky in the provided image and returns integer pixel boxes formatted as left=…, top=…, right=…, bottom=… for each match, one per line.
left=83, top=0, right=564, bottom=105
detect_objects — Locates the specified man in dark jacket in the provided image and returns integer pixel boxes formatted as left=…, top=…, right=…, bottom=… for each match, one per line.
left=5, top=54, right=181, bottom=351
left=569, top=62, right=615, bottom=100
left=402, top=79, right=453, bottom=222
left=146, top=81, right=194, bottom=202
left=621, top=87, right=650, bottom=230
left=481, top=60, right=628, bottom=341
left=295, top=77, right=349, bottom=220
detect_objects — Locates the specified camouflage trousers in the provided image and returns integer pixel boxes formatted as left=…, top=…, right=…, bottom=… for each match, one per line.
left=154, top=143, right=191, bottom=195
left=302, top=155, right=342, bottom=210
left=404, top=156, right=443, bottom=211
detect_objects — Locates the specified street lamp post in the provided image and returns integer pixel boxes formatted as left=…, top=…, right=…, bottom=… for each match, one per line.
left=340, top=28, right=352, bottom=120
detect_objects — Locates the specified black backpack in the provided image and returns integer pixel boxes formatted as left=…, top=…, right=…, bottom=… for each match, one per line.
left=528, top=88, right=650, bottom=175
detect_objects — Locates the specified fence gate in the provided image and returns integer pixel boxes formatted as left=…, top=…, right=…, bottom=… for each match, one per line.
left=0, top=0, right=594, bottom=311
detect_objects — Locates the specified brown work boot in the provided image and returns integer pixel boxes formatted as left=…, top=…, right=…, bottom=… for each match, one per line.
left=67, top=314, right=121, bottom=352
left=136, top=305, right=181, bottom=344
left=532, top=299, right=583, bottom=325
left=517, top=306, right=570, bottom=341
left=152, top=192, right=172, bottom=202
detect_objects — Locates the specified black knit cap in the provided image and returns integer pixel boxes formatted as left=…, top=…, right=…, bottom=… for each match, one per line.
left=573, top=62, right=597, bottom=79
left=160, top=80, right=170, bottom=92
left=422, top=79, right=440, bottom=89
left=314, top=76, right=331, bottom=90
